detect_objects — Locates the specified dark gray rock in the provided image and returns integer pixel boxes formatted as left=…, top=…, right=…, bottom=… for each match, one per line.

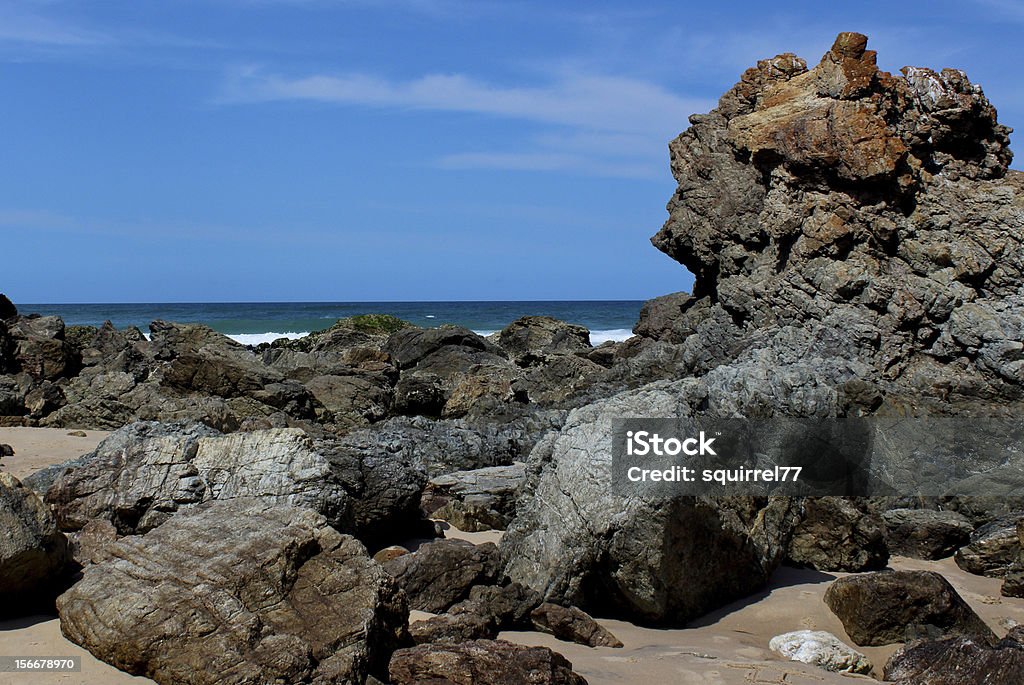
left=885, top=634, right=1024, bottom=684
left=496, top=316, right=591, bottom=366
left=530, top=603, right=623, bottom=648
left=955, top=515, right=1023, bottom=577
left=0, top=472, right=70, bottom=613
left=388, top=640, right=588, bottom=685
left=57, top=501, right=408, bottom=685
left=0, top=293, right=16, bottom=321
left=823, top=570, right=996, bottom=646
left=883, top=508, right=974, bottom=560
left=384, top=539, right=500, bottom=613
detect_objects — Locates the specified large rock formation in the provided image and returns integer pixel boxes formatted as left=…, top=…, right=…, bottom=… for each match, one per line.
left=501, top=382, right=800, bottom=625
left=57, top=501, right=408, bottom=685
left=639, top=32, right=1021, bottom=410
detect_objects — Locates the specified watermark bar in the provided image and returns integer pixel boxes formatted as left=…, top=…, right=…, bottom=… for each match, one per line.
left=0, top=657, right=82, bottom=672
left=612, top=417, right=1024, bottom=497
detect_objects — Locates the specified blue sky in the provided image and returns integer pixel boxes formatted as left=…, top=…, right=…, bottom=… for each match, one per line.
left=1, top=0, right=1021, bottom=303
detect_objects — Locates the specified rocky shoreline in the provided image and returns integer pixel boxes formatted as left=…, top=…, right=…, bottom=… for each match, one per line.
left=2, top=31, right=1024, bottom=684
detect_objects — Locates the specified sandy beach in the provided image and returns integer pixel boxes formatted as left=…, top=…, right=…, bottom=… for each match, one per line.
left=3, top=428, right=1023, bottom=685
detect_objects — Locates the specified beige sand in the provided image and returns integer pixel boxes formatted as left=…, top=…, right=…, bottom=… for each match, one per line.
left=3, top=427, right=1024, bottom=684
left=0, top=428, right=109, bottom=481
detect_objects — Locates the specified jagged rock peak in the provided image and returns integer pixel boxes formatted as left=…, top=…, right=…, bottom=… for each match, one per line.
left=645, top=33, right=1023, bottom=401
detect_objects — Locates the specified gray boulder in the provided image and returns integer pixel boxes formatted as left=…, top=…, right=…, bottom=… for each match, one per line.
left=885, top=633, right=1024, bottom=684
left=501, top=381, right=800, bottom=625
left=57, top=501, right=408, bottom=685
left=45, top=421, right=426, bottom=544
left=883, top=508, right=974, bottom=560
left=495, top=316, right=591, bottom=366
left=0, top=472, right=70, bottom=612
left=954, top=515, right=1023, bottom=578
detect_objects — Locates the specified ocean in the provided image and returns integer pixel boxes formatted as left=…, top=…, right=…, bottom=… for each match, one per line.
left=18, top=301, right=643, bottom=346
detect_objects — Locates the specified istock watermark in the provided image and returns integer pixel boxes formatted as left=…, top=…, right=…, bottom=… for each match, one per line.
left=612, top=417, right=1024, bottom=497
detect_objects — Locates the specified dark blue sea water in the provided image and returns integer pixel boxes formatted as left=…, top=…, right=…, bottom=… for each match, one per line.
left=18, top=301, right=643, bottom=345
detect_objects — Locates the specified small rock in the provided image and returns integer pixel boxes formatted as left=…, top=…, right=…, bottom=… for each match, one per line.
left=0, top=443, right=13, bottom=457
left=389, top=639, right=588, bottom=685
left=410, top=611, right=497, bottom=645
left=530, top=603, right=623, bottom=648
left=374, top=545, right=410, bottom=564
left=823, top=570, right=996, bottom=646
left=66, top=430, right=87, bottom=438
left=768, top=630, right=872, bottom=675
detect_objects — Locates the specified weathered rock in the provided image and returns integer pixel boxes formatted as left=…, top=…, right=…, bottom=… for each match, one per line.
left=388, top=640, right=588, bottom=685
left=496, top=317, right=591, bottom=366
left=446, top=583, right=544, bottom=632
left=148, top=320, right=242, bottom=360
left=530, top=603, right=623, bottom=648
left=421, top=463, right=527, bottom=532
left=768, top=630, right=872, bottom=675
left=8, top=315, right=78, bottom=381
left=46, top=421, right=427, bottom=544
left=885, top=634, right=1024, bottom=684
left=0, top=472, right=70, bottom=612
left=883, top=508, right=974, bottom=559
left=57, top=501, right=408, bottom=685
left=305, top=372, right=393, bottom=427
left=332, top=413, right=559, bottom=479
left=823, top=570, right=996, bottom=646
left=955, top=515, right=1023, bottom=577
left=385, top=327, right=506, bottom=371
left=410, top=611, right=497, bottom=645
left=786, top=497, right=888, bottom=571
left=641, top=31, right=1022, bottom=410
left=24, top=381, right=66, bottom=417
left=502, top=380, right=805, bottom=625
left=0, top=443, right=13, bottom=457
left=384, top=539, right=500, bottom=613
left=513, top=355, right=606, bottom=407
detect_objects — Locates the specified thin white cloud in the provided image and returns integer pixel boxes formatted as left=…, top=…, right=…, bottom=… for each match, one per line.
left=219, top=66, right=711, bottom=178
left=0, top=8, right=109, bottom=47
left=220, top=67, right=705, bottom=136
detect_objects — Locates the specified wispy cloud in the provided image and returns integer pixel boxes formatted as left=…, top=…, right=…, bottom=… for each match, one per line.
left=0, top=5, right=110, bottom=47
left=219, top=66, right=711, bottom=177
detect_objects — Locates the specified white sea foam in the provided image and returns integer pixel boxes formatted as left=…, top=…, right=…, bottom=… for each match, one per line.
left=227, top=331, right=310, bottom=346
left=590, top=328, right=634, bottom=344
left=471, top=328, right=634, bottom=344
